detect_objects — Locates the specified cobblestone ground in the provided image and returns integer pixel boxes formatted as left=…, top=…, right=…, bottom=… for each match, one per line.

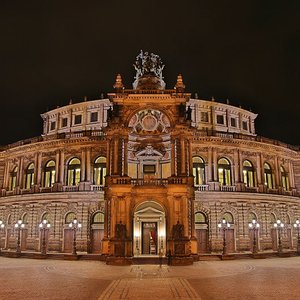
left=0, top=257, right=300, bottom=300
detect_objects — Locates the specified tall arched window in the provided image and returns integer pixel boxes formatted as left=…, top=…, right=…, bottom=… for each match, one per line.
left=93, top=157, right=106, bottom=186
left=243, top=160, right=255, bottom=187
left=44, top=160, right=56, bottom=188
left=195, top=212, right=207, bottom=224
left=193, top=157, right=206, bottom=185
left=22, top=213, right=28, bottom=225
left=41, top=212, right=49, bottom=222
left=9, top=166, right=18, bottom=191
left=280, top=166, right=289, bottom=191
left=25, top=163, right=35, bottom=189
left=264, top=163, right=274, bottom=189
left=248, top=212, right=257, bottom=222
left=67, top=158, right=81, bottom=186
left=218, top=158, right=231, bottom=186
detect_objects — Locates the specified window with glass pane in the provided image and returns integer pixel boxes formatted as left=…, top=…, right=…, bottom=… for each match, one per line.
left=92, top=212, right=104, bottom=224
left=90, top=112, right=98, bottom=122
left=25, top=163, right=35, bottom=189
left=223, top=212, right=234, bottom=224
left=195, top=212, right=207, bottom=223
left=44, top=160, right=56, bottom=187
left=67, top=158, right=81, bottom=186
left=65, top=212, right=76, bottom=224
left=192, top=156, right=205, bottom=185
left=218, top=158, right=231, bottom=186
left=280, top=166, right=289, bottom=191
left=243, top=160, right=255, bottom=187
left=93, top=157, right=106, bottom=185
left=264, top=163, right=273, bottom=188
left=9, top=166, right=18, bottom=191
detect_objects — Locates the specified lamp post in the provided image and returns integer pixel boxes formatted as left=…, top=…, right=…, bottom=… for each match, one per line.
left=248, top=219, right=260, bottom=254
left=273, top=219, right=284, bottom=253
left=293, top=219, right=300, bottom=255
left=68, top=218, right=82, bottom=255
left=0, top=220, right=5, bottom=253
left=14, top=219, right=25, bottom=254
left=218, top=218, right=231, bottom=255
left=39, top=219, right=51, bottom=255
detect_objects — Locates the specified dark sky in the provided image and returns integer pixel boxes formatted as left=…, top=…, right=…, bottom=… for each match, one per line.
left=1, top=1, right=300, bottom=146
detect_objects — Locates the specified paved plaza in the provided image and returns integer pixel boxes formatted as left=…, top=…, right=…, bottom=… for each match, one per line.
left=0, top=256, right=300, bottom=299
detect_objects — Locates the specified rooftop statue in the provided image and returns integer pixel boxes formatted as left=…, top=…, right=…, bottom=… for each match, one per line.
left=133, top=50, right=166, bottom=90
left=133, top=50, right=165, bottom=80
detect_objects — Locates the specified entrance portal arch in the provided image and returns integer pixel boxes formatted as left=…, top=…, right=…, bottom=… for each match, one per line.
left=133, top=201, right=166, bottom=256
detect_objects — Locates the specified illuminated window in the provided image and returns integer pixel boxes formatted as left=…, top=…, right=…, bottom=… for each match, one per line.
left=243, top=160, right=255, bottom=187
left=67, top=158, right=81, bottom=186
left=223, top=212, right=234, bottom=224
left=25, top=163, right=35, bottom=189
left=195, top=212, right=207, bottom=224
left=248, top=212, right=257, bottom=222
left=93, top=157, right=106, bottom=185
left=9, top=166, right=18, bottom=191
left=280, top=166, right=289, bottom=191
left=218, top=158, right=231, bottom=186
left=92, top=212, right=104, bottom=224
left=264, top=163, right=274, bottom=189
left=65, top=212, right=76, bottom=224
left=44, top=160, right=56, bottom=187
left=193, top=156, right=206, bottom=185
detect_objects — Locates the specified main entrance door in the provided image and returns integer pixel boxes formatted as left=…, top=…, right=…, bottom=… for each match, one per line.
left=142, top=222, right=157, bottom=255
left=133, top=201, right=166, bottom=256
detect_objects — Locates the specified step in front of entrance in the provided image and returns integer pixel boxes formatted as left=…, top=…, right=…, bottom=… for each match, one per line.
left=132, top=257, right=168, bottom=265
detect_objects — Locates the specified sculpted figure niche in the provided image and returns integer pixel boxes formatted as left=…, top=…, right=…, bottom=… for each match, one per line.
left=132, top=50, right=166, bottom=90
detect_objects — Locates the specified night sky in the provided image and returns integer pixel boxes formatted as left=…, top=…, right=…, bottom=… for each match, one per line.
left=1, top=1, right=300, bottom=146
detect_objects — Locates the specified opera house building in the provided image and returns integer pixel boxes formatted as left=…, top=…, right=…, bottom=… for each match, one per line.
left=0, top=52, right=299, bottom=264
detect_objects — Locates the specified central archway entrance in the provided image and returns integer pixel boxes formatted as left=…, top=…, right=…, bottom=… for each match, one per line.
left=133, top=201, right=166, bottom=256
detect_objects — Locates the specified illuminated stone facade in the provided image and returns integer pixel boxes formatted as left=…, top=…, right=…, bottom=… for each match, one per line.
left=0, top=53, right=300, bottom=261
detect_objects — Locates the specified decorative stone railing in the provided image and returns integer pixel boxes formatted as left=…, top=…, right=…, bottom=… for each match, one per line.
left=131, top=179, right=168, bottom=186
left=220, top=185, right=236, bottom=192
left=90, top=185, right=104, bottom=191
left=195, top=185, right=210, bottom=191
left=63, top=185, right=79, bottom=192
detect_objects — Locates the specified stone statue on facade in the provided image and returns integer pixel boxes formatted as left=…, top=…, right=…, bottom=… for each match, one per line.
left=172, top=221, right=184, bottom=240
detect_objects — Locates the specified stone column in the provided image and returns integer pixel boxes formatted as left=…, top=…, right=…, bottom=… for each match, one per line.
left=59, top=151, right=65, bottom=184
left=274, top=156, right=279, bottom=188
left=234, top=149, right=239, bottom=183
left=123, top=138, right=128, bottom=176
left=207, top=147, right=212, bottom=182
left=3, top=160, right=10, bottom=189
left=171, top=140, right=176, bottom=176
left=180, top=138, right=186, bottom=175
left=106, top=139, right=111, bottom=176
left=113, top=138, right=119, bottom=175
left=81, top=149, right=86, bottom=182
left=18, top=157, right=24, bottom=189
left=55, top=151, right=60, bottom=182
left=36, top=152, right=42, bottom=187
left=212, top=148, right=217, bottom=181
left=188, top=140, right=193, bottom=177
left=86, top=148, right=91, bottom=182
left=288, top=161, right=295, bottom=188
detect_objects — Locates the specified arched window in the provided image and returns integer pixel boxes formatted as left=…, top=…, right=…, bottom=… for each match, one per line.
left=67, top=158, right=81, bottom=186
left=41, top=212, right=49, bottom=222
left=218, top=158, right=231, bottom=186
left=195, top=212, right=207, bottom=224
left=92, top=212, right=104, bottom=224
left=65, top=212, right=76, bottom=224
left=223, top=212, right=234, bottom=224
left=9, top=166, right=18, bottom=191
left=93, top=157, right=106, bottom=186
left=248, top=212, right=257, bottom=222
left=280, top=166, right=289, bottom=191
left=243, top=160, right=255, bottom=187
left=264, top=163, right=274, bottom=189
left=22, top=213, right=28, bottom=225
left=25, top=163, right=35, bottom=189
left=44, top=160, right=56, bottom=188
left=193, top=157, right=206, bottom=185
